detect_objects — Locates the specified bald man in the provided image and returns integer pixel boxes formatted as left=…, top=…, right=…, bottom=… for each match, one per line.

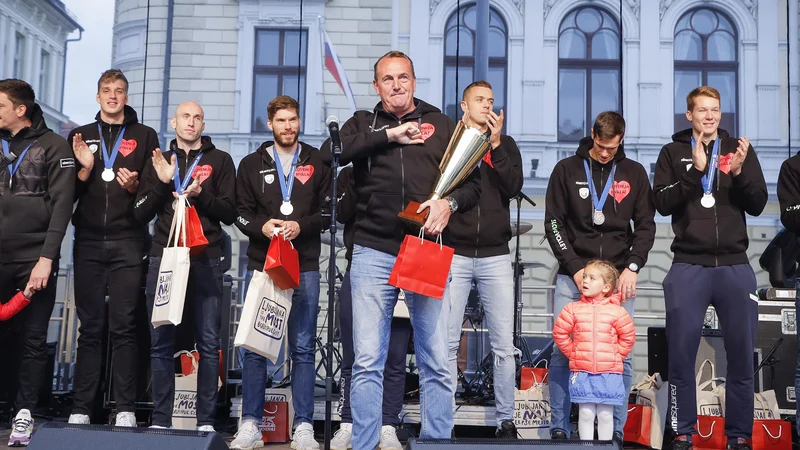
left=134, top=101, right=237, bottom=430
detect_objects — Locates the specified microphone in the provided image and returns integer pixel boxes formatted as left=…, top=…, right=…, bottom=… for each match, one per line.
left=326, top=115, right=342, bottom=156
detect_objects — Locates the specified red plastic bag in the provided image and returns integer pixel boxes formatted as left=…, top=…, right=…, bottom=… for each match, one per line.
left=264, top=231, right=300, bottom=290
left=180, top=205, right=208, bottom=256
left=694, top=415, right=726, bottom=450
left=623, top=404, right=652, bottom=447
left=520, top=360, right=549, bottom=389
left=752, top=420, right=791, bottom=450
left=389, top=232, right=454, bottom=300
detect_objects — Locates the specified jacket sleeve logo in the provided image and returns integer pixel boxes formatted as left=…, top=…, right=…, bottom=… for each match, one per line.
left=60, top=158, right=75, bottom=168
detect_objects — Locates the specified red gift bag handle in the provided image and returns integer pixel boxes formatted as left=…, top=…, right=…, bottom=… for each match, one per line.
left=697, top=421, right=716, bottom=441
left=761, top=423, right=782, bottom=443
left=415, top=228, right=444, bottom=250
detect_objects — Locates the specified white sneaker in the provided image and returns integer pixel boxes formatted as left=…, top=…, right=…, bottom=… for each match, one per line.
left=8, top=409, right=33, bottom=447
left=379, top=425, right=402, bottom=450
left=230, top=422, right=264, bottom=449
left=115, top=412, right=136, bottom=427
left=291, top=422, right=320, bottom=450
left=68, top=414, right=90, bottom=425
left=329, top=423, right=352, bottom=450
left=197, top=425, right=215, bottom=432
left=149, top=425, right=170, bottom=429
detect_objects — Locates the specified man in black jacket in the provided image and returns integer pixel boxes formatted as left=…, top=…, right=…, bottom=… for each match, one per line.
left=544, top=111, right=655, bottom=441
left=445, top=80, right=523, bottom=438
left=230, top=95, right=331, bottom=450
left=0, top=79, right=75, bottom=446
left=67, top=69, right=159, bottom=427
left=777, top=154, right=800, bottom=436
left=654, top=86, right=767, bottom=450
left=134, top=101, right=237, bottom=431
left=336, top=51, right=481, bottom=450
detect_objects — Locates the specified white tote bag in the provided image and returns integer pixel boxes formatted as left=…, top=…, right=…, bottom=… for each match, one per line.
left=234, top=270, right=293, bottom=363
left=152, top=196, right=191, bottom=328
left=695, top=359, right=726, bottom=417
left=514, top=381, right=551, bottom=438
left=632, top=373, right=670, bottom=449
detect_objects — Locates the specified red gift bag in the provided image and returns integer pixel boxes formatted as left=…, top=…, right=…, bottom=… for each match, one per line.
left=264, top=231, right=300, bottom=290
left=694, top=415, right=726, bottom=450
left=180, top=205, right=209, bottom=256
left=258, top=401, right=290, bottom=443
left=752, top=420, right=791, bottom=450
left=389, top=233, right=454, bottom=300
left=520, top=360, right=549, bottom=389
left=178, top=348, right=224, bottom=382
left=623, top=404, right=652, bottom=447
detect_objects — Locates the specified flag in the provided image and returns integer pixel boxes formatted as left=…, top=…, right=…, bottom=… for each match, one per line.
left=322, top=29, right=357, bottom=113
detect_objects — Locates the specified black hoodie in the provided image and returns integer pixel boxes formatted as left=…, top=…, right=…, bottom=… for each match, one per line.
left=653, top=128, right=767, bottom=266
left=447, top=135, right=523, bottom=257
left=133, top=137, right=237, bottom=259
left=778, top=154, right=800, bottom=235
left=336, top=166, right=358, bottom=271
left=544, top=137, right=656, bottom=276
left=235, top=141, right=332, bottom=272
left=0, top=104, right=75, bottom=263
left=68, top=105, right=159, bottom=241
left=334, top=99, right=482, bottom=256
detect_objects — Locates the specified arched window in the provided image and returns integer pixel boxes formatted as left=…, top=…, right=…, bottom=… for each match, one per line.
left=557, top=6, right=621, bottom=141
left=673, top=8, right=738, bottom=134
left=442, top=4, right=508, bottom=123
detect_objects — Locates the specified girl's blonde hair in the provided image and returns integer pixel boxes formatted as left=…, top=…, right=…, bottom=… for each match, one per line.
left=586, top=259, right=620, bottom=289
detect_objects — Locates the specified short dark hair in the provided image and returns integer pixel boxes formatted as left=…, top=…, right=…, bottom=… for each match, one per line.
left=373, top=51, right=416, bottom=81
left=592, top=111, right=626, bottom=140
left=462, top=80, right=492, bottom=100
left=0, top=79, right=35, bottom=120
left=267, top=95, right=300, bottom=121
left=97, top=69, right=129, bottom=93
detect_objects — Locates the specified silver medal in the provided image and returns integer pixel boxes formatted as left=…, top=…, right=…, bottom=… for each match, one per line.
left=101, top=168, right=115, bottom=182
left=701, top=193, right=715, bottom=208
left=280, top=201, right=293, bottom=216
left=593, top=210, right=605, bottom=225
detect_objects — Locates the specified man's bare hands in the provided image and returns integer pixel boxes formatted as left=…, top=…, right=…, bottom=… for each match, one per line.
left=387, top=123, right=424, bottom=145
left=152, top=149, right=176, bottom=184
left=262, top=219, right=284, bottom=238
left=117, top=168, right=139, bottom=193
left=419, top=198, right=451, bottom=236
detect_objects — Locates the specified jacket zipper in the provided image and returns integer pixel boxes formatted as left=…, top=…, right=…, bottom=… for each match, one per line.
left=102, top=125, right=109, bottom=240
left=592, top=304, right=598, bottom=373
left=398, top=119, right=405, bottom=214
left=474, top=204, right=480, bottom=257
left=707, top=143, right=719, bottom=266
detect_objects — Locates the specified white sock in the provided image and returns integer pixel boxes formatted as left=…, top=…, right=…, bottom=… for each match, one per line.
left=578, top=403, right=597, bottom=440
left=596, top=404, right=614, bottom=440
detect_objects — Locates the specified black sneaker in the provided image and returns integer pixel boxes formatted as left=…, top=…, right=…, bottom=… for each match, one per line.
left=670, top=437, right=694, bottom=450
left=496, top=421, right=518, bottom=439
left=727, top=438, right=752, bottom=450
left=613, top=431, right=625, bottom=448
left=551, top=429, right=568, bottom=440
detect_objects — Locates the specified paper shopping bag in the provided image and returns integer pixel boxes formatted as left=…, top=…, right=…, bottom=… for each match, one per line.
left=183, top=205, right=208, bottom=256
left=264, top=231, right=300, bottom=290
left=694, top=415, right=726, bottom=450
left=152, top=196, right=190, bottom=327
left=234, top=270, right=293, bottom=363
left=520, top=360, right=549, bottom=390
left=752, top=419, right=791, bottom=450
left=388, top=233, right=454, bottom=300
left=513, top=381, right=551, bottom=439
left=623, top=404, right=652, bottom=447
left=632, top=373, right=669, bottom=449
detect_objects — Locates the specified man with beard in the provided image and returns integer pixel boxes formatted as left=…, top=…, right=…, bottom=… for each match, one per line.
left=133, top=101, right=237, bottom=431
left=67, top=69, right=159, bottom=427
left=0, top=79, right=75, bottom=447
left=230, top=96, right=331, bottom=450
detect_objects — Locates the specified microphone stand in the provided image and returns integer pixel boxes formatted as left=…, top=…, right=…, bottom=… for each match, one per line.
left=512, top=193, right=536, bottom=367
left=323, top=143, right=340, bottom=450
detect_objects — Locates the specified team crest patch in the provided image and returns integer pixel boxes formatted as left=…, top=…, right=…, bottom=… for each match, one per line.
left=89, top=144, right=98, bottom=153
left=686, top=163, right=693, bottom=172
left=265, top=174, right=275, bottom=184
left=60, top=158, right=75, bottom=168
left=579, top=187, right=589, bottom=199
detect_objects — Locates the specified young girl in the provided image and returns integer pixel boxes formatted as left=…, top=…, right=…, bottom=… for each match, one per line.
left=552, top=260, right=636, bottom=440
left=1, top=284, right=36, bottom=320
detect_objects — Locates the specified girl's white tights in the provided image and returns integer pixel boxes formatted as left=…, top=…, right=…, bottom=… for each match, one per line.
left=578, top=403, right=614, bottom=440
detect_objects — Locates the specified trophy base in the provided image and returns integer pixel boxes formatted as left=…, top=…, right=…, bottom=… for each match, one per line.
left=398, top=201, right=428, bottom=228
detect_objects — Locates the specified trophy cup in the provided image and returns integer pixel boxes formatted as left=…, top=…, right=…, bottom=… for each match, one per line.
left=398, top=121, right=491, bottom=227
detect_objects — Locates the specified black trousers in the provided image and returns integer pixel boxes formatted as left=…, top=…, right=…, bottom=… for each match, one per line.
left=71, top=238, right=145, bottom=415
left=0, top=259, right=59, bottom=412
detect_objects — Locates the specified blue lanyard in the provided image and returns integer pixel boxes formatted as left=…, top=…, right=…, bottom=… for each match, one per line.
left=583, top=159, right=616, bottom=212
left=98, top=124, right=127, bottom=170
left=272, top=145, right=300, bottom=203
left=1, top=140, right=32, bottom=178
left=692, top=137, right=720, bottom=194
left=173, top=151, right=203, bottom=194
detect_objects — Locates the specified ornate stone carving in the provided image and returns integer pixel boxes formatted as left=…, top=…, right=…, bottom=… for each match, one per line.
left=544, top=0, right=557, bottom=19
left=627, top=0, right=640, bottom=19
left=659, top=0, right=674, bottom=20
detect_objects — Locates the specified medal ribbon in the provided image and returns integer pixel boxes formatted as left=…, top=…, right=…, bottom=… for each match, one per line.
left=98, top=124, right=127, bottom=172
left=272, top=145, right=300, bottom=206
left=583, top=159, right=616, bottom=215
left=2, top=140, right=32, bottom=178
left=173, top=151, right=203, bottom=195
left=692, top=136, right=720, bottom=196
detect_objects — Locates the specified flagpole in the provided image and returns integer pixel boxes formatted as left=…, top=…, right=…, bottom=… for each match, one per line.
left=319, top=17, right=329, bottom=130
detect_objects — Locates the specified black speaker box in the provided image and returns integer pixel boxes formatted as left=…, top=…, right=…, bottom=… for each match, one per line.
left=27, top=423, right=228, bottom=449
left=648, top=327, right=728, bottom=381
left=407, top=438, right=622, bottom=449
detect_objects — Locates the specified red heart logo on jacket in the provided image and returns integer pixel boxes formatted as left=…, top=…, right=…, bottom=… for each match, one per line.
left=192, top=165, right=213, bottom=184
left=119, top=139, right=137, bottom=157
left=610, top=181, right=630, bottom=203
left=295, top=165, right=314, bottom=184
left=420, top=123, right=435, bottom=141
left=718, top=153, right=733, bottom=174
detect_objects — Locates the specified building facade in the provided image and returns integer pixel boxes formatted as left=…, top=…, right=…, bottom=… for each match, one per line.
left=0, top=0, right=82, bottom=134
left=112, top=0, right=798, bottom=376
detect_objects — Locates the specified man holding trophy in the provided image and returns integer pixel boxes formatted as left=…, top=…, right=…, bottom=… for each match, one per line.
left=337, top=50, right=482, bottom=450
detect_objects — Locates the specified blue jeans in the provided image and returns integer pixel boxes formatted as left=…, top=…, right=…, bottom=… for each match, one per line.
left=241, top=270, right=320, bottom=426
left=350, top=245, right=453, bottom=450
left=549, top=274, right=634, bottom=436
left=447, top=254, right=516, bottom=426
left=145, top=256, right=223, bottom=427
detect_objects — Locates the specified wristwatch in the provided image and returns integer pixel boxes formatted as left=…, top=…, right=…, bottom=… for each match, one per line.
left=628, top=263, right=640, bottom=273
left=445, top=196, right=458, bottom=213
